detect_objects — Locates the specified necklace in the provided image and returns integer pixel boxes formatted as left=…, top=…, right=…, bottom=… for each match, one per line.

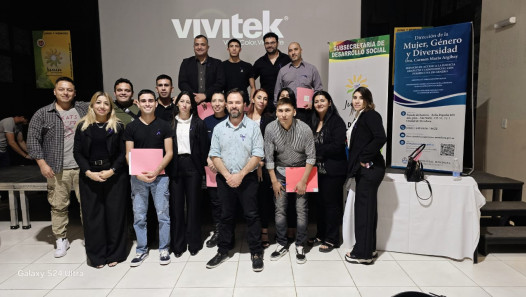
left=95, top=122, right=105, bottom=128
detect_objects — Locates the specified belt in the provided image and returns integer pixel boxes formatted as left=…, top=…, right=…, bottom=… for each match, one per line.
left=90, top=159, right=110, bottom=166
left=178, top=154, right=191, bottom=158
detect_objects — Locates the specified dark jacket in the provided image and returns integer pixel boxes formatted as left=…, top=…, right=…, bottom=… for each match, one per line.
left=259, top=113, right=275, bottom=136
left=73, top=122, right=126, bottom=175
left=347, top=109, right=387, bottom=178
left=169, top=115, right=209, bottom=177
left=311, top=111, right=347, bottom=176
left=178, top=56, right=225, bottom=102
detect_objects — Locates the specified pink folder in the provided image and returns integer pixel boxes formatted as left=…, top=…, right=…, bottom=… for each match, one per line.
left=197, top=103, right=214, bottom=120
left=296, top=87, right=314, bottom=109
left=129, top=149, right=165, bottom=175
left=205, top=166, right=217, bottom=187
left=285, top=167, right=318, bottom=193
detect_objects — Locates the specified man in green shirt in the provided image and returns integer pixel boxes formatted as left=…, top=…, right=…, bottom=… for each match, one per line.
left=113, top=78, right=139, bottom=125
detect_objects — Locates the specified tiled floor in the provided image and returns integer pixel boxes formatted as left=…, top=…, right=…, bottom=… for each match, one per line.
left=1, top=221, right=526, bottom=297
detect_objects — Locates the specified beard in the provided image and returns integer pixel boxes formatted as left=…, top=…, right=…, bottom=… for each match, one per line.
left=230, top=109, right=241, bottom=118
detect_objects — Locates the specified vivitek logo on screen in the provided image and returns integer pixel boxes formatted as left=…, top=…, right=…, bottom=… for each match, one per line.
left=171, top=11, right=284, bottom=39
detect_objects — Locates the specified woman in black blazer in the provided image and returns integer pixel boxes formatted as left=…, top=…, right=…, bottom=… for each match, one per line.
left=73, top=91, right=127, bottom=268
left=344, top=87, right=387, bottom=265
left=309, top=91, right=347, bottom=252
left=246, top=88, right=275, bottom=248
left=169, top=91, right=209, bottom=257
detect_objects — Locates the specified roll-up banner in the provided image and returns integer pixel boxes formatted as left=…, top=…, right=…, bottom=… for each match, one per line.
left=33, top=30, right=74, bottom=89
left=391, top=22, right=471, bottom=172
left=328, top=35, right=390, bottom=156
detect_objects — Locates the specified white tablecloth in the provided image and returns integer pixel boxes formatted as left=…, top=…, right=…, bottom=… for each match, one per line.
left=342, top=173, right=486, bottom=260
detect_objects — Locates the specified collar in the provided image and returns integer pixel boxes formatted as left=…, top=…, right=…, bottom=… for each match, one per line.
left=226, top=115, right=247, bottom=129
left=46, top=100, right=77, bottom=112
left=277, top=118, right=296, bottom=132
left=195, top=55, right=209, bottom=64
left=288, top=60, right=305, bottom=68
left=176, top=114, right=192, bottom=124
left=157, top=98, right=174, bottom=108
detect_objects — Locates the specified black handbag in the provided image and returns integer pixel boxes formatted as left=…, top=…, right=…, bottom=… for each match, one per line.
left=404, top=144, right=432, bottom=200
left=404, top=144, right=425, bottom=182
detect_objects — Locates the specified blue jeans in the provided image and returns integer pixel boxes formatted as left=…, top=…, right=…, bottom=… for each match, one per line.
left=274, top=175, right=308, bottom=247
left=131, top=175, right=170, bottom=254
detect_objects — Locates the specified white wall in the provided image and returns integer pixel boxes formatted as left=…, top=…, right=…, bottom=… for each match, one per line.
left=477, top=0, right=526, bottom=199
left=98, top=0, right=361, bottom=94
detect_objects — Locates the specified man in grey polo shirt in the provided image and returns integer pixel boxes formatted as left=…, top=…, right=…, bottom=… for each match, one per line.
left=205, top=88, right=265, bottom=272
left=273, top=42, right=323, bottom=107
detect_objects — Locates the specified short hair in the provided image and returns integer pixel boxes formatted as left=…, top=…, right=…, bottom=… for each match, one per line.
left=353, top=86, right=376, bottom=111
left=114, top=78, right=134, bottom=92
left=194, top=35, right=208, bottom=42
left=263, top=32, right=279, bottom=42
left=227, top=38, right=241, bottom=47
left=276, top=96, right=296, bottom=110
left=156, top=74, right=173, bottom=85
left=226, top=88, right=245, bottom=101
left=55, top=77, right=75, bottom=88
left=137, top=89, right=156, bottom=99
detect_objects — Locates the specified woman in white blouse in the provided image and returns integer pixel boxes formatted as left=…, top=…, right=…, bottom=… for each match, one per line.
left=169, top=91, right=209, bottom=257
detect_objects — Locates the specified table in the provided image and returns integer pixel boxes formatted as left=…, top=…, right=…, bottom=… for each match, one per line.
left=0, top=165, right=46, bottom=229
left=342, top=173, right=486, bottom=260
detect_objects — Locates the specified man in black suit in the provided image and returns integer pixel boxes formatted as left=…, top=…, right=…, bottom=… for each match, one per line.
left=178, top=35, right=225, bottom=106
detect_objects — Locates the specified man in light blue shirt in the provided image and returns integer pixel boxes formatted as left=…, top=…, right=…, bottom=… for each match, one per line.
left=206, top=88, right=265, bottom=272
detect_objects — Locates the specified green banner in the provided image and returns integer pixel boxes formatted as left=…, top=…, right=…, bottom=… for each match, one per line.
left=329, top=35, right=389, bottom=61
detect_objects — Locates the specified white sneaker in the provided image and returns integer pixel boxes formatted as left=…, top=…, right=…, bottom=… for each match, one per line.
left=54, top=238, right=70, bottom=258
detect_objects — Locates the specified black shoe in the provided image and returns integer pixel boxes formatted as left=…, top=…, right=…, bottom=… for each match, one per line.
left=206, top=252, right=229, bottom=269
left=190, top=250, right=199, bottom=256
left=130, top=252, right=149, bottom=267
left=344, top=252, right=373, bottom=265
left=251, top=253, right=264, bottom=272
left=206, top=231, right=219, bottom=248
left=174, top=252, right=183, bottom=258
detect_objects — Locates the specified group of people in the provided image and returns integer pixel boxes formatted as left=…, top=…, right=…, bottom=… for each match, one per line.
left=21, top=31, right=387, bottom=272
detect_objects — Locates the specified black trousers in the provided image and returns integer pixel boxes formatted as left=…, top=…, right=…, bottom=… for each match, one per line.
left=208, top=187, right=221, bottom=226
left=169, top=156, right=203, bottom=254
left=315, top=174, right=346, bottom=246
left=79, top=168, right=128, bottom=267
left=352, top=165, right=385, bottom=259
left=217, top=172, right=262, bottom=255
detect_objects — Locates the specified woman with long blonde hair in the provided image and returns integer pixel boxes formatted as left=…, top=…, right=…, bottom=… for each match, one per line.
left=74, top=91, right=128, bottom=268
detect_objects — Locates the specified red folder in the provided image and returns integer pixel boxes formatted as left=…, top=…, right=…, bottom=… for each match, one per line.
left=285, top=167, right=318, bottom=193
left=129, top=149, right=165, bottom=175
left=197, top=103, right=214, bottom=120
left=296, top=87, right=314, bottom=109
left=205, top=166, right=217, bottom=187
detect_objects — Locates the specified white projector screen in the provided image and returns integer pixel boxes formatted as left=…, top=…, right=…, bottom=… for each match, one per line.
left=98, top=0, right=361, bottom=96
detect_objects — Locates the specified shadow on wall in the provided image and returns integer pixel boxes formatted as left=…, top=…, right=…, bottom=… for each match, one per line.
left=474, top=99, right=489, bottom=171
